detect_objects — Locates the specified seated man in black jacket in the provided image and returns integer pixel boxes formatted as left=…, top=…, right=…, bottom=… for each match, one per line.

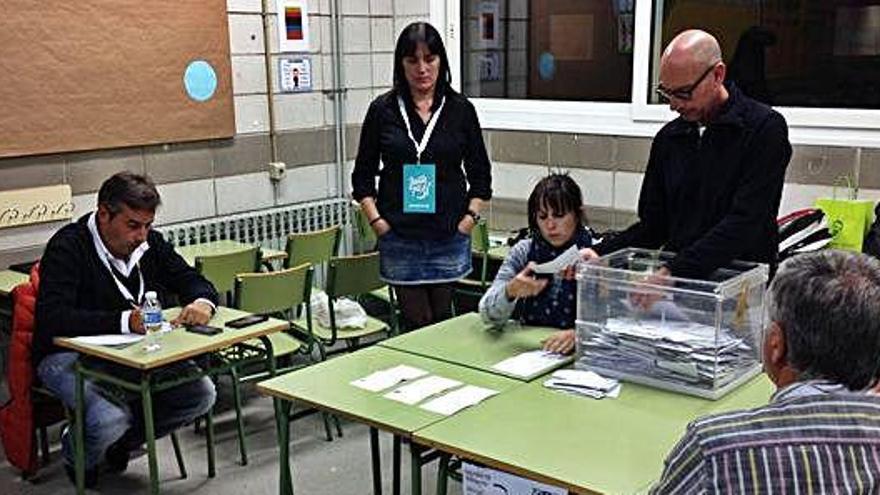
left=34, top=172, right=218, bottom=487
left=589, top=29, right=792, bottom=282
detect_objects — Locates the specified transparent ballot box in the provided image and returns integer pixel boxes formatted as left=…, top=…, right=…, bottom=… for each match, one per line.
left=575, top=248, right=767, bottom=400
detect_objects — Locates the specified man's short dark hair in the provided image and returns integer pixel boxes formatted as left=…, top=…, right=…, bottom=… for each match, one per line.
left=767, top=250, right=880, bottom=390
left=97, top=172, right=161, bottom=216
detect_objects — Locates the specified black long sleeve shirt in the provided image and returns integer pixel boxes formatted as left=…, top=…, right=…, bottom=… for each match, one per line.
left=34, top=214, right=219, bottom=364
left=351, top=89, right=492, bottom=240
left=595, top=83, right=792, bottom=278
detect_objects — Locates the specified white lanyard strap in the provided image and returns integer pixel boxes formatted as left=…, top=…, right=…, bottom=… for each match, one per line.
left=397, top=95, right=446, bottom=164
left=96, top=253, right=144, bottom=305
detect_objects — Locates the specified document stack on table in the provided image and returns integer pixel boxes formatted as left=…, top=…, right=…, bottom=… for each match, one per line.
left=543, top=369, right=621, bottom=399
left=578, top=317, right=754, bottom=389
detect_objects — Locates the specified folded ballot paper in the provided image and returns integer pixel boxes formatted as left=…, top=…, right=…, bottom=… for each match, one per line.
left=383, top=375, right=462, bottom=405
left=531, top=245, right=581, bottom=274
left=492, top=350, right=570, bottom=378
left=420, top=385, right=499, bottom=415
left=543, top=369, right=621, bottom=399
left=350, top=365, right=428, bottom=392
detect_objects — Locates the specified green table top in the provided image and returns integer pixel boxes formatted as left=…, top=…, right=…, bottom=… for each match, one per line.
left=380, top=313, right=571, bottom=381
left=175, top=240, right=287, bottom=266
left=414, top=374, right=775, bottom=494
left=486, top=245, right=510, bottom=261
left=55, top=306, right=288, bottom=370
left=0, top=269, right=29, bottom=296
left=257, top=346, right=520, bottom=437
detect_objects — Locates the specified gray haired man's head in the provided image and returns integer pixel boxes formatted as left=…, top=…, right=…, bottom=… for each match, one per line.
left=763, top=250, right=880, bottom=390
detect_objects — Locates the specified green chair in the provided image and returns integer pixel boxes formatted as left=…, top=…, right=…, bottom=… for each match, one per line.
left=453, top=220, right=491, bottom=315
left=283, top=225, right=341, bottom=270
left=352, top=202, right=378, bottom=254
left=195, top=246, right=260, bottom=306
left=351, top=206, right=401, bottom=330
left=219, top=263, right=323, bottom=464
left=305, top=252, right=393, bottom=351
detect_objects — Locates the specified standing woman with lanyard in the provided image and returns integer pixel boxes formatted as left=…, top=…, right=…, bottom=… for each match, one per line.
left=352, top=22, right=492, bottom=330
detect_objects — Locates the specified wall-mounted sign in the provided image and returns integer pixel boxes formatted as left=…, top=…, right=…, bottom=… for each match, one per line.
left=479, top=52, right=501, bottom=82
left=0, top=185, right=73, bottom=230
left=279, top=57, right=312, bottom=92
left=477, top=1, right=500, bottom=48
left=277, top=0, right=311, bottom=53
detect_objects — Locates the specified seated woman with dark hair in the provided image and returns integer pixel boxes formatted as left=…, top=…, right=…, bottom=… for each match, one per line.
left=479, top=173, right=596, bottom=354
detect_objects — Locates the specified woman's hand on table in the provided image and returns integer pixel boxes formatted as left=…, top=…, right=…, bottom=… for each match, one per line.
left=543, top=329, right=576, bottom=355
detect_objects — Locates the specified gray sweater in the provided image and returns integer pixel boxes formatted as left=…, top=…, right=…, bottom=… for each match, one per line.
left=479, top=239, right=575, bottom=328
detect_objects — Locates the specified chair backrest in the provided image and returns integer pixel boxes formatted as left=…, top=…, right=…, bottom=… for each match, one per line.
left=471, top=220, right=490, bottom=254
left=234, top=263, right=313, bottom=316
left=472, top=220, right=491, bottom=287
left=353, top=204, right=377, bottom=251
left=195, top=246, right=260, bottom=296
left=284, top=225, right=341, bottom=269
left=327, top=252, right=384, bottom=298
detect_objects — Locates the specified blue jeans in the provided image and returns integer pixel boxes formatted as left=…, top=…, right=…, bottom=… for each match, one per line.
left=37, top=352, right=216, bottom=469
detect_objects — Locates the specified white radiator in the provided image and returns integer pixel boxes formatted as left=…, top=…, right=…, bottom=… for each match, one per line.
left=155, top=198, right=354, bottom=254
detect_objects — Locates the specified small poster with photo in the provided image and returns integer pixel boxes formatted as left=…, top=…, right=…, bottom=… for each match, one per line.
left=277, top=0, right=311, bottom=52
left=478, top=1, right=500, bottom=48
left=279, top=57, right=312, bottom=92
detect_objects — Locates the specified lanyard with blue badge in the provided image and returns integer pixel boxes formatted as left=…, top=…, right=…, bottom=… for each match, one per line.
left=398, top=95, right=446, bottom=214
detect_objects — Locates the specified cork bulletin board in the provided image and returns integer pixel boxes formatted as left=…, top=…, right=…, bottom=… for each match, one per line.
left=0, top=0, right=234, bottom=158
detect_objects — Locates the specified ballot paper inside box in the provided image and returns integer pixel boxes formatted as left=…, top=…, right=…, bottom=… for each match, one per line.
left=574, top=248, right=768, bottom=400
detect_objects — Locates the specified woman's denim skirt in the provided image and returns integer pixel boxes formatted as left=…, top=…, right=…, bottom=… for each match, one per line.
left=378, top=230, right=472, bottom=285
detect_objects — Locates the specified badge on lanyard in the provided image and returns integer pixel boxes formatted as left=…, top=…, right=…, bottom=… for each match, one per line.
left=398, top=95, right=445, bottom=215
left=403, top=163, right=436, bottom=213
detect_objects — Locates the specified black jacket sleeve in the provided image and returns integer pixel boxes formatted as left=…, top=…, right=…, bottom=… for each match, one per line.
left=35, top=232, right=121, bottom=339
left=462, top=100, right=492, bottom=200
left=667, top=112, right=791, bottom=277
left=595, top=137, right=669, bottom=255
left=351, top=99, right=383, bottom=201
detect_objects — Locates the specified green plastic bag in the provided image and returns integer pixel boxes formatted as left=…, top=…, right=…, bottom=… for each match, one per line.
left=815, top=177, right=875, bottom=252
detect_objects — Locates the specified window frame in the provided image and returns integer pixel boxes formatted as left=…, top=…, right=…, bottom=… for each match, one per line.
left=431, top=0, right=880, bottom=147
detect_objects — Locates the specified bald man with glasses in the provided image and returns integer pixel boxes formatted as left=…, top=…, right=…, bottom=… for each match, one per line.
left=589, top=30, right=792, bottom=280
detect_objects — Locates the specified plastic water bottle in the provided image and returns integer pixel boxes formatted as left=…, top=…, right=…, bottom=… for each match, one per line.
left=142, top=291, right=163, bottom=352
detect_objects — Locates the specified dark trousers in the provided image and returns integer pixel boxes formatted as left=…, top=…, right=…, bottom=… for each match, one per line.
left=394, top=283, right=454, bottom=330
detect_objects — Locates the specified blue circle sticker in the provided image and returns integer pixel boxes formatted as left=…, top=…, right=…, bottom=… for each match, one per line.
left=183, top=60, right=218, bottom=102
left=538, top=52, right=556, bottom=80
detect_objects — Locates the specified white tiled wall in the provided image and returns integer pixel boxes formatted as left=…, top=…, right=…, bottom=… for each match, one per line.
left=215, top=172, right=276, bottom=215
left=565, top=169, right=615, bottom=208
left=492, top=163, right=550, bottom=200
left=155, top=180, right=217, bottom=224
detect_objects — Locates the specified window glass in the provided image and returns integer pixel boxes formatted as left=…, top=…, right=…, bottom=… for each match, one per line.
left=651, top=0, right=880, bottom=108
left=461, top=0, right=635, bottom=102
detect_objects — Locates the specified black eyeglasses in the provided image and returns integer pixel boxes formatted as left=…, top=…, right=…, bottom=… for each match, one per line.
left=655, top=62, right=720, bottom=102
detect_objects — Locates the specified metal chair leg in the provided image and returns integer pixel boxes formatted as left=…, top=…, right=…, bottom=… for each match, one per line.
left=205, top=411, right=216, bottom=478
left=436, top=453, right=451, bottom=495
left=170, top=431, right=187, bottom=479
left=334, top=415, right=343, bottom=437
left=321, top=412, right=334, bottom=442
left=230, top=367, right=249, bottom=465
left=38, top=426, right=50, bottom=465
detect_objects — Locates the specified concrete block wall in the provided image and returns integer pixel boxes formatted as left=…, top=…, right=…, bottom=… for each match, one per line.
left=0, top=0, right=431, bottom=268
left=478, top=131, right=880, bottom=235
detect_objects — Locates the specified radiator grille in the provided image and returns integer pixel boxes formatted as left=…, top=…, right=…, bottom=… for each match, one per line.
left=155, top=198, right=353, bottom=254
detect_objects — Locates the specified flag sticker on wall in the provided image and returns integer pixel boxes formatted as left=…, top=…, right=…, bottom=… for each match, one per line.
left=277, top=0, right=310, bottom=52
left=285, top=7, right=303, bottom=40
